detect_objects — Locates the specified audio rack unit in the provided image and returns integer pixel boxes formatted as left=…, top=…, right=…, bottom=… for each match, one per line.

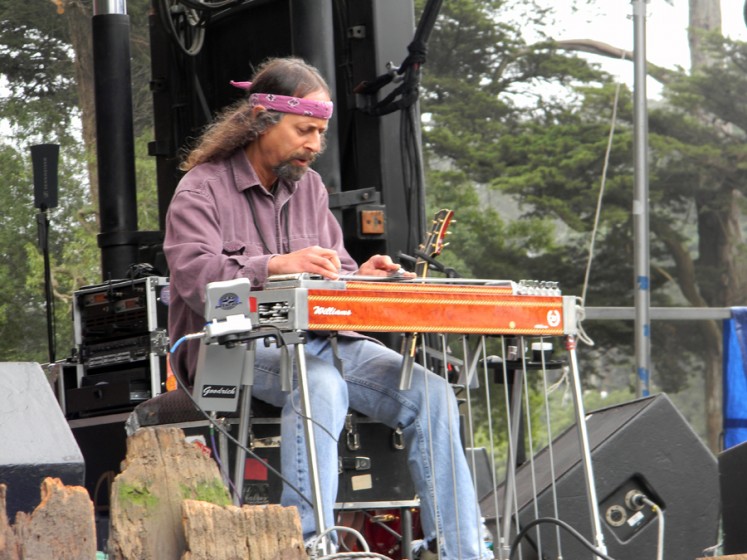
left=65, top=277, right=170, bottom=417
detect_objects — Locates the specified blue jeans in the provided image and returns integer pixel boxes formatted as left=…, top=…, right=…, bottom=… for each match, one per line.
left=251, top=333, right=492, bottom=560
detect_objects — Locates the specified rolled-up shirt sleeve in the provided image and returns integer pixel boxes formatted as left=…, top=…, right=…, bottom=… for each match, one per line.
left=164, top=186, right=274, bottom=318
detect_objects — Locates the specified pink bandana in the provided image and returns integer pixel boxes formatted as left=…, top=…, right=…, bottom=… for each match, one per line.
left=230, top=80, right=333, bottom=120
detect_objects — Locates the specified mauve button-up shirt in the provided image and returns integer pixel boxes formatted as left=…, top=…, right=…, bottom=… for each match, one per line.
left=164, top=149, right=359, bottom=382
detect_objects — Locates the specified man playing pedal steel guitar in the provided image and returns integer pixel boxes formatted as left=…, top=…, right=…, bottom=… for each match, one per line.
left=163, top=56, right=492, bottom=560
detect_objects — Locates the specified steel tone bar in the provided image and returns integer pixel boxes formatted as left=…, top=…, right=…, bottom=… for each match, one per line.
left=93, top=0, right=126, bottom=15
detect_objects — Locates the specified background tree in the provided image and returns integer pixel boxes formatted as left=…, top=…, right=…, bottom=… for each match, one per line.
left=0, top=0, right=156, bottom=363
left=415, top=0, right=636, bottom=465
left=420, top=0, right=747, bottom=450
left=552, top=0, right=747, bottom=450
left=1, top=0, right=742, bottom=453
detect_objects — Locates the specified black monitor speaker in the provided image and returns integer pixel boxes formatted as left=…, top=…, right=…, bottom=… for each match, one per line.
left=719, top=437, right=747, bottom=554
left=480, top=393, right=719, bottom=560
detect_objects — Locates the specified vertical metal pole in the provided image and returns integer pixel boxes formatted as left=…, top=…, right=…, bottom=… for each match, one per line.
left=499, top=366, right=526, bottom=559
left=36, top=211, right=55, bottom=365
left=233, top=341, right=256, bottom=506
left=93, top=0, right=139, bottom=280
left=632, top=0, right=651, bottom=397
left=30, top=143, right=59, bottom=366
left=566, top=336, right=607, bottom=558
left=401, top=507, right=414, bottom=560
left=294, top=342, right=328, bottom=543
left=233, top=388, right=252, bottom=506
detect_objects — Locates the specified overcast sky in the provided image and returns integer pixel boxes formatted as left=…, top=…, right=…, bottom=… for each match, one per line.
left=549, top=0, right=747, bottom=94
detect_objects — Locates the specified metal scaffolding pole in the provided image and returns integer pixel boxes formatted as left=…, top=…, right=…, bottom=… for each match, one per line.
left=632, top=0, right=651, bottom=397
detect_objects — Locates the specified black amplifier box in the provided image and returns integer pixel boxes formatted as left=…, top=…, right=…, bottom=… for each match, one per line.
left=65, top=365, right=157, bottom=416
left=240, top=413, right=417, bottom=509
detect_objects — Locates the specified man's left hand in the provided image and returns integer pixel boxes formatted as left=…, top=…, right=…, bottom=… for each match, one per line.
left=357, top=255, right=415, bottom=278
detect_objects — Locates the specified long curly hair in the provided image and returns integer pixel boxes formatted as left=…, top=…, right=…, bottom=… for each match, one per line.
left=180, top=57, right=330, bottom=171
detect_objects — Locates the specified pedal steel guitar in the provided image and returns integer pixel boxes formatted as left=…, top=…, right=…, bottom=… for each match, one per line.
left=250, top=275, right=577, bottom=338
left=248, top=274, right=604, bottom=558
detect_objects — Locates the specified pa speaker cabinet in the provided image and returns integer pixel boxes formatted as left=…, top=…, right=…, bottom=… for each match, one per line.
left=69, top=413, right=129, bottom=514
left=0, top=363, right=85, bottom=521
left=719, top=438, right=747, bottom=554
left=482, top=393, right=719, bottom=560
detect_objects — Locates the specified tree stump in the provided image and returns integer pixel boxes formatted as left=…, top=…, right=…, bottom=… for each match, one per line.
left=108, top=426, right=304, bottom=560
left=0, top=485, right=18, bottom=560
left=0, top=478, right=95, bottom=560
left=181, top=500, right=305, bottom=560
left=108, top=426, right=233, bottom=560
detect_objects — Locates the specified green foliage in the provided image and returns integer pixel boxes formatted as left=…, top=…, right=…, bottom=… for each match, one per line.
left=0, top=2, right=78, bottom=137
left=0, top=0, right=155, bottom=362
left=0, top=139, right=100, bottom=362
left=135, top=132, right=161, bottom=232
left=420, top=0, right=747, bottom=451
left=0, top=146, right=45, bottom=361
left=426, top=169, right=560, bottom=281
left=465, top=360, right=635, bottom=479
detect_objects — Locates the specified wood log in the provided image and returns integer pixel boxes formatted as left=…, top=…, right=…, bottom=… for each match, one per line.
left=107, top=426, right=233, bottom=560
left=181, top=500, right=305, bottom=560
left=12, top=478, right=96, bottom=560
left=0, top=485, right=19, bottom=560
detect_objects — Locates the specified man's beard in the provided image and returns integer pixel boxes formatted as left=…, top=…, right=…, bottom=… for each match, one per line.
left=273, top=152, right=317, bottom=182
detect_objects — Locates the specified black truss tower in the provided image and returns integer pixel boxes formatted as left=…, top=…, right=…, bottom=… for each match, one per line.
left=148, top=0, right=422, bottom=267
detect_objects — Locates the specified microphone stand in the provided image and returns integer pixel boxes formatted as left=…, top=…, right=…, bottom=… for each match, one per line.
left=37, top=206, right=56, bottom=365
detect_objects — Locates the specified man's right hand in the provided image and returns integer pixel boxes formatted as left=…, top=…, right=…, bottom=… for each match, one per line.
left=268, top=246, right=342, bottom=279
